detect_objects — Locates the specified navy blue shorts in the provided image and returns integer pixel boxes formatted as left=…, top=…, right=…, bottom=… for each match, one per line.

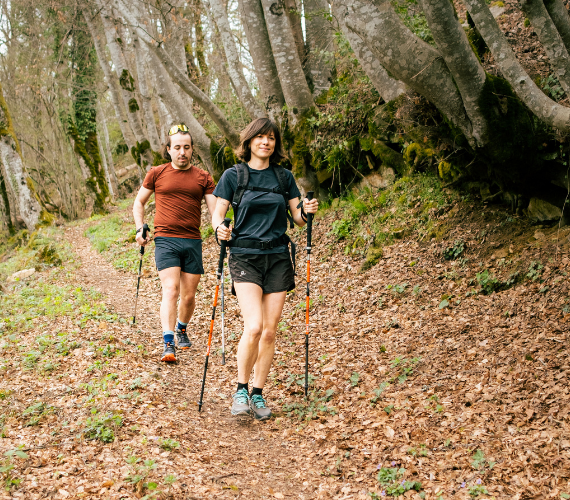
left=154, top=237, right=204, bottom=274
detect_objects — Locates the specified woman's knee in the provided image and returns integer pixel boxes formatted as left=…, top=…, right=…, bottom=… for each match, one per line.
left=260, top=328, right=276, bottom=345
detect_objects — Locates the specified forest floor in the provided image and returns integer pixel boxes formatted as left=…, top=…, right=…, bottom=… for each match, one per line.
left=1, top=174, right=570, bottom=500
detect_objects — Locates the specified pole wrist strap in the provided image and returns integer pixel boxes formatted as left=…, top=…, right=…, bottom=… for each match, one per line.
left=296, top=200, right=308, bottom=223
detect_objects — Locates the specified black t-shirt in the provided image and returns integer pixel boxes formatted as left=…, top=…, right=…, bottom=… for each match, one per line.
left=213, top=164, right=301, bottom=254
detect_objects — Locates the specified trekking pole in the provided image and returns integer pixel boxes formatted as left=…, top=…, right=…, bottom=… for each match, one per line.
left=198, top=217, right=231, bottom=412
left=221, top=266, right=226, bottom=365
left=132, top=223, right=149, bottom=325
left=304, top=191, right=314, bottom=398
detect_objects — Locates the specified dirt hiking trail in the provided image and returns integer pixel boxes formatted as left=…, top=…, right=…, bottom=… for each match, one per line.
left=1, top=196, right=570, bottom=500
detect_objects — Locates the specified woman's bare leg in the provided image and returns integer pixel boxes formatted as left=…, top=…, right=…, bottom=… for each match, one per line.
left=234, top=283, right=286, bottom=387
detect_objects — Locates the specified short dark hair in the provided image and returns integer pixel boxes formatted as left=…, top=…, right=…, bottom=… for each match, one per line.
left=160, top=127, right=193, bottom=161
left=235, top=118, right=286, bottom=164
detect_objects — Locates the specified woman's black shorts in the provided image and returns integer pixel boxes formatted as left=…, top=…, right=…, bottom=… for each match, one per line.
left=228, top=251, right=295, bottom=295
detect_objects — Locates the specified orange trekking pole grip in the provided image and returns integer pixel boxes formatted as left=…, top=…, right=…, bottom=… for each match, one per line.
left=198, top=217, right=231, bottom=412
left=304, top=191, right=314, bottom=398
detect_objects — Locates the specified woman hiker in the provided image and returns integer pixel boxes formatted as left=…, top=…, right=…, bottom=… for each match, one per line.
left=212, top=117, right=318, bottom=420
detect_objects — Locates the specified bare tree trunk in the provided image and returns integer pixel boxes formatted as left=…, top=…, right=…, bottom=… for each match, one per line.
left=133, top=35, right=161, bottom=151
left=96, top=128, right=114, bottom=200
left=97, top=101, right=119, bottom=196
left=98, top=3, right=154, bottom=169
left=465, top=0, right=570, bottom=131
left=0, top=83, right=42, bottom=230
left=0, top=159, right=16, bottom=233
left=157, top=97, right=173, bottom=143
left=238, top=0, right=286, bottom=119
left=284, top=0, right=307, bottom=65
left=147, top=49, right=214, bottom=174
left=419, top=0, right=488, bottom=145
left=208, top=0, right=267, bottom=118
left=332, top=2, right=405, bottom=102
left=343, top=0, right=471, bottom=137
left=115, top=0, right=241, bottom=147
left=260, top=0, right=315, bottom=117
left=544, top=0, right=570, bottom=56
left=200, top=0, right=234, bottom=103
left=305, top=0, right=334, bottom=98
left=82, top=8, right=136, bottom=152
left=193, top=0, right=211, bottom=92
left=519, top=0, right=570, bottom=93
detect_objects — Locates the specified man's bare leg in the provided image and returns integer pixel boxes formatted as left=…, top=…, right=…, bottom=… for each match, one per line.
left=178, top=272, right=201, bottom=323
left=158, top=267, right=182, bottom=333
left=175, top=272, right=201, bottom=349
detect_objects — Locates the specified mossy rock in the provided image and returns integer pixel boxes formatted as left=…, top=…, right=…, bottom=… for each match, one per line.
left=39, top=210, right=55, bottom=227
left=360, top=137, right=407, bottom=176
left=35, top=244, right=62, bottom=266
left=421, top=201, right=438, bottom=215
left=392, top=228, right=411, bottom=239
left=360, top=246, right=384, bottom=272
left=438, top=161, right=462, bottom=183
left=403, top=143, right=434, bottom=170
left=425, top=220, right=450, bottom=241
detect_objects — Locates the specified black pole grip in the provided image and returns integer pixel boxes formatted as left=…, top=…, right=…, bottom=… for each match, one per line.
left=306, top=191, right=314, bottom=249
left=140, top=223, right=149, bottom=255
left=217, top=218, right=231, bottom=276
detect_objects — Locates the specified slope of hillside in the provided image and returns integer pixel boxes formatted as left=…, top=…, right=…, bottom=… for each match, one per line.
left=0, top=174, right=569, bottom=499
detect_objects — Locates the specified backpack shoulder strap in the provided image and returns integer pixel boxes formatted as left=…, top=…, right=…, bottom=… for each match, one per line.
left=272, top=165, right=294, bottom=229
left=231, top=163, right=249, bottom=211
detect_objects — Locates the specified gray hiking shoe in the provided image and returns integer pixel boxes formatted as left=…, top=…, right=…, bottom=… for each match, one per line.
left=249, top=394, right=272, bottom=421
left=231, top=388, right=251, bottom=416
left=175, top=326, right=192, bottom=349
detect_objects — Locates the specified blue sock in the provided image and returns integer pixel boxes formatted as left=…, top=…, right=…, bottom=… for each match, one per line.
left=163, top=331, right=175, bottom=345
left=176, top=319, right=187, bottom=331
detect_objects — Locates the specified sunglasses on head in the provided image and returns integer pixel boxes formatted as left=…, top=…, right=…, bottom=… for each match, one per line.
left=168, top=124, right=189, bottom=136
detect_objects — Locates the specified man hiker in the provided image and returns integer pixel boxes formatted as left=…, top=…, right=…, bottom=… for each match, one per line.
left=133, top=124, right=216, bottom=363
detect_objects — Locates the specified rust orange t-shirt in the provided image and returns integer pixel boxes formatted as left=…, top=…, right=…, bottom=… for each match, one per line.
left=143, top=163, right=215, bottom=239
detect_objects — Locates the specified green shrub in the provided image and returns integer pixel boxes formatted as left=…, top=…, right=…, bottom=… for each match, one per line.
left=373, top=467, right=423, bottom=497
left=443, top=239, right=465, bottom=260
left=83, top=411, right=123, bottom=442
left=330, top=219, right=351, bottom=240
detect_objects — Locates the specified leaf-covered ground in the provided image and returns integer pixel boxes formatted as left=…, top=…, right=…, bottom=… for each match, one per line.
left=1, top=177, right=569, bottom=499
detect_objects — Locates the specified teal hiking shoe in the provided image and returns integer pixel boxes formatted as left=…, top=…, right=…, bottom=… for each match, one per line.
left=249, top=394, right=271, bottom=421
left=231, top=388, right=250, bottom=416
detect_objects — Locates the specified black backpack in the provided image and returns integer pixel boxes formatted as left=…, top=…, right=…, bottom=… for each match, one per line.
left=231, top=163, right=295, bottom=229
left=227, top=162, right=297, bottom=273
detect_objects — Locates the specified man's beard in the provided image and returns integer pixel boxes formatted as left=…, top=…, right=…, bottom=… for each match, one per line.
left=172, top=155, right=191, bottom=168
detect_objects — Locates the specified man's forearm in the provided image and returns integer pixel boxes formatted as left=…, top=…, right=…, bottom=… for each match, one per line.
left=133, top=200, right=145, bottom=229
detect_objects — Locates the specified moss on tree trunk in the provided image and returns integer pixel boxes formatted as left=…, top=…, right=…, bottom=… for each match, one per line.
left=0, top=170, right=15, bottom=234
